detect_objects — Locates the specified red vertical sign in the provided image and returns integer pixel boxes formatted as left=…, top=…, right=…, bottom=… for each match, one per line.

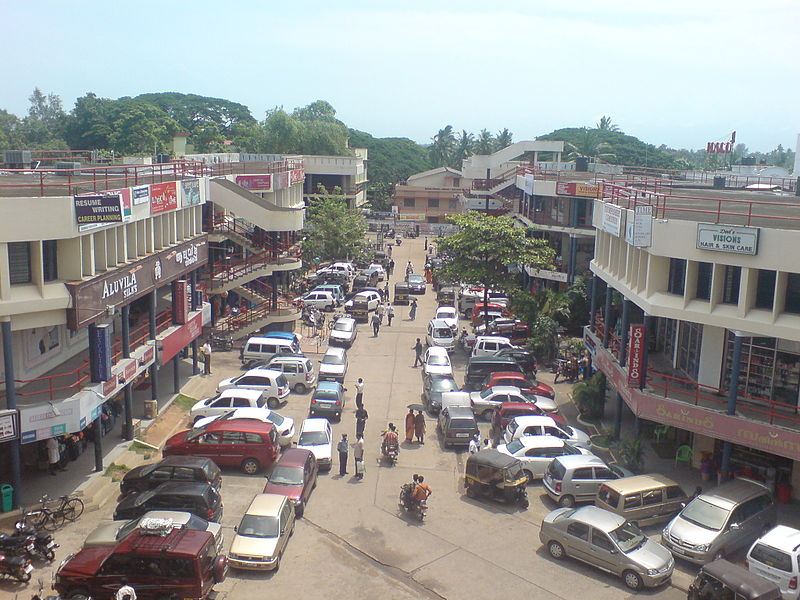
left=173, top=280, right=189, bottom=325
left=627, top=324, right=645, bottom=387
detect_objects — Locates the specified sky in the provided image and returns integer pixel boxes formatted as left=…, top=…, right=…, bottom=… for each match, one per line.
left=2, top=0, right=798, bottom=152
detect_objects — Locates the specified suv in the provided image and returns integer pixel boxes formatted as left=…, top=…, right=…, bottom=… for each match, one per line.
left=120, top=456, right=222, bottom=496
left=113, top=481, right=223, bottom=522
left=427, top=318, right=455, bottom=352
left=464, top=357, right=523, bottom=391
left=265, top=355, right=317, bottom=393
left=300, top=290, right=339, bottom=310
left=318, top=346, right=348, bottom=382
left=437, top=406, right=479, bottom=449
left=55, top=525, right=227, bottom=600
left=216, top=368, right=290, bottom=408
left=492, top=347, right=538, bottom=375
left=662, top=478, right=776, bottom=564
left=747, top=525, right=800, bottom=599
left=543, top=455, right=620, bottom=507
left=471, top=336, right=516, bottom=358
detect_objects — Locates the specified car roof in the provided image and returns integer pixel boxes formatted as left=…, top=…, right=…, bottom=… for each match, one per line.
left=426, top=346, right=449, bottom=357
left=299, top=418, right=331, bottom=433
left=499, top=402, right=538, bottom=412
left=436, top=306, right=457, bottom=312
left=475, top=335, right=512, bottom=343
left=217, top=408, right=271, bottom=421
left=701, top=478, right=771, bottom=509
left=603, top=474, right=681, bottom=494
left=243, top=368, right=284, bottom=377
left=757, top=525, right=800, bottom=553
left=469, top=356, right=519, bottom=365
left=555, top=454, right=606, bottom=468
left=429, top=318, right=452, bottom=328
left=701, top=559, right=784, bottom=596
left=269, top=355, right=308, bottom=364
left=217, top=388, right=264, bottom=400
left=511, top=415, right=556, bottom=426
left=246, top=493, right=288, bottom=517
left=488, top=372, right=529, bottom=380
left=323, top=346, right=347, bottom=357
left=158, top=456, right=216, bottom=469
left=446, top=406, right=475, bottom=418
left=150, top=481, right=212, bottom=496
left=246, top=335, right=297, bottom=343
left=276, top=448, right=313, bottom=468
left=203, top=420, right=275, bottom=434
left=335, top=316, right=356, bottom=324
left=571, top=506, right=625, bottom=532
left=117, top=527, right=214, bottom=556
left=488, top=386, right=528, bottom=395
left=511, top=435, right=567, bottom=449
left=316, top=381, right=343, bottom=393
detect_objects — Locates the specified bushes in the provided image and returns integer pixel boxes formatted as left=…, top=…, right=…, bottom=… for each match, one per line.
left=573, top=371, right=607, bottom=420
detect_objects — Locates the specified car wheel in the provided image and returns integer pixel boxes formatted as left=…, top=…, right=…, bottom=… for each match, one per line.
left=548, top=541, right=565, bottom=560
left=294, top=383, right=307, bottom=394
left=559, top=494, right=575, bottom=508
left=622, top=570, right=643, bottom=591
left=522, top=470, right=534, bottom=484
left=267, top=397, right=280, bottom=409
left=241, top=458, right=260, bottom=475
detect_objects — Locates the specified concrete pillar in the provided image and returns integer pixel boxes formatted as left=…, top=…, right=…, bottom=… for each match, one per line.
left=121, top=305, right=131, bottom=358
left=619, top=299, right=631, bottom=366
left=123, top=385, right=134, bottom=441
left=568, top=235, right=578, bottom=284
left=589, top=275, right=599, bottom=327
left=192, top=340, right=199, bottom=375
left=173, top=354, right=180, bottom=394
left=149, top=290, right=158, bottom=402
left=1, top=320, right=23, bottom=508
left=614, top=392, right=624, bottom=439
left=93, top=415, right=103, bottom=472
left=720, top=332, right=744, bottom=482
left=603, top=285, right=614, bottom=348
left=639, top=314, right=653, bottom=390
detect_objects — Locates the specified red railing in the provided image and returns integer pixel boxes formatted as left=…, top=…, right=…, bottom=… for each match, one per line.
left=205, top=216, right=300, bottom=253
left=214, top=296, right=299, bottom=334
left=471, top=178, right=506, bottom=191
left=206, top=245, right=301, bottom=288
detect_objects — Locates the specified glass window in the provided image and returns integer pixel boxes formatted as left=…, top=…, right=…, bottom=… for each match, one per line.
left=722, top=265, right=742, bottom=305
left=448, top=199, right=458, bottom=209
left=677, top=321, right=703, bottom=379
left=566, top=521, right=590, bottom=540
left=695, top=262, right=713, bottom=300
left=43, top=240, right=58, bottom=282
left=786, top=274, right=800, bottom=314
left=668, top=258, right=686, bottom=295
left=749, top=543, right=793, bottom=572
left=623, top=494, right=642, bottom=509
left=244, top=432, right=263, bottom=444
left=597, top=485, right=620, bottom=508
left=428, top=199, right=439, bottom=208
left=593, top=467, right=615, bottom=480
left=666, top=486, right=685, bottom=500
left=210, top=398, right=232, bottom=408
left=755, top=270, right=776, bottom=310
left=232, top=397, right=250, bottom=408
left=591, top=530, right=616, bottom=552
left=642, top=489, right=663, bottom=506
left=173, top=467, right=196, bottom=481
left=221, top=431, right=245, bottom=444
left=572, top=467, right=594, bottom=480
left=8, top=242, right=31, bottom=284
left=403, top=199, right=415, bottom=207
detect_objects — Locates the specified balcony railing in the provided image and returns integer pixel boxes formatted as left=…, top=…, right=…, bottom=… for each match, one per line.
left=214, top=296, right=299, bottom=335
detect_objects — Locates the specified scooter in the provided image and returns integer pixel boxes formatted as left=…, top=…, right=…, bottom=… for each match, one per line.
left=398, top=483, right=427, bottom=521
left=0, top=552, right=33, bottom=582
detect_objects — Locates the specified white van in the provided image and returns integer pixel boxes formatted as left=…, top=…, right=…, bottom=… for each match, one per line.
left=427, top=318, right=455, bottom=352
left=471, top=335, right=515, bottom=358
left=241, top=336, right=302, bottom=368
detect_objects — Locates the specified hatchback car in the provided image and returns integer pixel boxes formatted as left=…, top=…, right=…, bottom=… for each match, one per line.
left=300, top=290, right=339, bottom=310
left=423, top=346, right=454, bottom=378
left=491, top=402, right=565, bottom=440
left=113, top=481, right=223, bottom=523
left=296, top=418, right=333, bottom=471
left=190, top=388, right=269, bottom=423
left=540, top=505, right=674, bottom=591
left=120, top=456, right=222, bottom=496
left=423, top=374, right=459, bottom=414
left=482, top=371, right=555, bottom=399
left=747, top=525, right=800, bottom=599
left=265, top=355, right=317, bottom=393
left=437, top=406, right=480, bottom=449
left=229, top=494, right=296, bottom=571
left=329, top=316, right=358, bottom=348
left=543, top=455, right=621, bottom=507
left=366, top=263, right=386, bottom=281
left=406, top=273, right=426, bottom=294
left=344, top=290, right=381, bottom=311
left=434, top=306, right=458, bottom=331
left=427, top=318, right=456, bottom=352
left=309, top=381, right=346, bottom=420
left=311, top=284, right=345, bottom=304
left=193, top=408, right=295, bottom=447
left=504, top=415, right=592, bottom=449
left=216, top=369, right=290, bottom=408
left=263, top=448, right=318, bottom=517
left=318, top=346, right=348, bottom=382
left=497, top=436, right=591, bottom=482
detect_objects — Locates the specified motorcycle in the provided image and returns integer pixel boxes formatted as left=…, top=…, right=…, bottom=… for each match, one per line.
left=0, top=552, right=33, bottom=582
left=15, top=524, right=58, bottom=561
left=553, top=358, right=579, bottom=383
left=382, top=442, right=399, bottom=465
left=398, top=483, right=427, bottom=521
left=0, top=532, right=36, bottom=561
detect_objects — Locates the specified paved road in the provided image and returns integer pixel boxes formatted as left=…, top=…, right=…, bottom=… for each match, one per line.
left=41, top=236, right=688, bottom=600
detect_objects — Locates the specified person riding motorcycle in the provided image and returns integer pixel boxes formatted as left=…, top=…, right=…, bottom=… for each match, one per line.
left=381, top=423, right=399, bottom=455
left=413, top=475, right=432, bottom=505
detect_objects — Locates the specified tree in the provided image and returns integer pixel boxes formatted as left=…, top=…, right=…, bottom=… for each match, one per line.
left=299, top=119, right=349, bottom=155
left=18, top=88, right=67, bottom=147
left=565, top=128, right=616, bottom=163
left=302, top=188, right=369, bottom=265
left=436, top=212, right=555, bottom=324
left=261, top=108, right=303, bottom=153
left=107, top=100, right=177, bottom=154
left=596, top=116, right=621, bottom=132
left=429, top=125, right=455, bottom=167
left=134, top=92, right=256, bottom=136
left=292, top=100, right=339, bottom=123
left=539, top=127, right=678, bottom=169
left=451, top=130, right=474, bottom=168
left=475, top=129, right=494, bottom=155
left=494, top=128, right=513, bottom=150
left=0, top=109, right=22, bottom=149
left=64, top=93, right=116, bottom=149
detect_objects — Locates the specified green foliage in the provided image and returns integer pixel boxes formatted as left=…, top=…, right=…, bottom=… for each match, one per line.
left=452, top=130, right=474, bottom=167
left=596, top=116, right=621, bottom=132
left=526, top=315, right=560, bottom=364
left=429, top=125, right=455, bottom=168
left=615, top=436, right=645, bottom=472
left=134, top=92, right=256, bottom=136
left=303, top=189, right=369, bottom=264
left=573, top=371, right=607, bottom=419
left=107, top=100, right=178, bottom=154
left=474, top=129, right=494, bottom=155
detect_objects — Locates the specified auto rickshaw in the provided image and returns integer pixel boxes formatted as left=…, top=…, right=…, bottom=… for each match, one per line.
left=352, top=275, right=370, bottom=293
left=436, top=285, right=460, bottom=305
left=688, top=559, right=782, bottom=600
left=394, top=282, right=411, bottom=305
left=350, top=297, right=370, bottom=323
left=464, top=449, right=529, bottom=508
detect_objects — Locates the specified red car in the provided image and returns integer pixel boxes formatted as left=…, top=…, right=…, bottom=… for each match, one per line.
left=471, top=303, right=511, bottom=325
left=482, top=371, right=555, bottom=399
left=262, top=448, right=318, bottom=517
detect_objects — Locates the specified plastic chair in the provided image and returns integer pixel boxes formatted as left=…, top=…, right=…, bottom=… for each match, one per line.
left=653, top=424, right=670, bottom=443
left=675, top=445, right=692, bottom=467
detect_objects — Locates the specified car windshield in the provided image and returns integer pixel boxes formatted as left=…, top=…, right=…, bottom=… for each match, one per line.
left=610, top=521, right=646, bottom=553
left=561, top=425, right=574, bottom=436
left=333, top=321, right=353, bottom=332
left=238, top=515, right=279, bottom=538
left=450, top=418, right=475, bottom=429
left=437, top=309, right=456, bottom=318
left=269, top=465, right=304, bottom=486
left=408, top=275, right=424, bottom=283
left=299, top=431, right=329, bottom=445
left=117, top=518, right=142, bottom=540
left=680, top=498, right=729, bottom=531
left=431, top=378, right=456, bottom=392
left=265, top=412, right=284, bottom=426
left=322, top=354, right=345, bottom=365
left=427, top=355, right=450, bottom=366
left=434, top=328, right=451, bottom=338
left=506, top=440, right=524, bottom=455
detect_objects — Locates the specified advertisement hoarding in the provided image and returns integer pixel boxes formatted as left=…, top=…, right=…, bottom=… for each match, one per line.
left=74, top=193, right=123, bottom=226
left=235, top=174, right=272, bottom=191
left=150, top=182, right=178, bottom=214
left=696, top=223, right=759, bottom=255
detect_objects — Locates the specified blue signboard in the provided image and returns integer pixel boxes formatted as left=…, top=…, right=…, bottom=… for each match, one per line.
left=89, top=323, right=112, bottom=383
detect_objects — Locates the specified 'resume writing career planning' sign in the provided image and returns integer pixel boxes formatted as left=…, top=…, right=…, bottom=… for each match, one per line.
left=74, top=193, right=123, bottom=225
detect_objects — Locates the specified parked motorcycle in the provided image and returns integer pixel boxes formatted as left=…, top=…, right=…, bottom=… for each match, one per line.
left=15, top=524, right=58, bottom=560
left=0, top=532, right=35, bottom=561
left=398, top=483, right=427, bottom=521
left=0, top=552, right=33, bottom=582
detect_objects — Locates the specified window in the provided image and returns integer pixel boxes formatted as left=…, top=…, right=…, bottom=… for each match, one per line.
left=566, top=522, right=590, bottom=541
left=755, top=270, right=776, bottom=310
left=210, top=398, right=232, bottom=408
left=593, top=467, right=615, bottom=480
left=428, top=199, right=439, bottom=208
left=232, top=397, right=250, bottom=408
left=591, top=530, right=616, bottom=552
left=642, top=489, right=663, bottom=506
left=448, top=199, right=458, bottom=209
left=43, top=240, right=58, bottom=282
left=173, top=467, right=196, bottom=481
left=151, top=468, right=171, bottom=480
left=8, top=242, right=31, bottom=284
left=668, top=258, right=686, bottom=295
left=244, top=432, right=263, bottom=444
left=677, top=321, right=703, bottom=379
left=722, top=265, right=742, bottom=304
left=623, top=494, right=642, bottom=509
left=403, top=199, right=415, bottom=207
left=221, top=431, right=245, bottom=444
left=696, top=262, right=713, bottom=300
left=666, top=486, right=684, bottom=500
left=572, top=467, right=594, bottom=480
left=786, top=274, right=800, bottom=314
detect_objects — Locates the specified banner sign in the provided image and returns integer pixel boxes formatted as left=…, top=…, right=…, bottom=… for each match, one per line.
left=89, top=323, right=112, bottom=383
left=181, top=179, right=201, bottom=207
left=706, top=141, right=733, bottom=154
left=0, top=409, right=19, bottom=443
left=602, top=203, right=624, bottom=237
left=159, top=310, right=204, bottom=364
left=150, top=181, right=178, bottom=214
left=696, top=223, right=759, bottom=255
left=172, top=280, right=189, bottom=325
left=106, top=188, right=132, bottom=221
left=132, top=185, right=150, bottom=206
left=235, top=174, right=272, bottom=191
left=74, top=193, right=123, bottom=225
left=289, top=169, right=305, bottom=184
left=556, top=182, right=600, bottom=197
left=625, top=204, right=653, bottom=248
left=627, top=324, right=645, bottom=387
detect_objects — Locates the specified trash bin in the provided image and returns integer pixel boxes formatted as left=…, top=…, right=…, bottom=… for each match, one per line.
left=143, top=400, right=158, bottom=420
left=0, top=484, right=13, bottom=512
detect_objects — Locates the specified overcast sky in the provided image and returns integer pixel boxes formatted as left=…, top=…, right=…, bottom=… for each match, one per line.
left=2, top=0, right=797, bottom=152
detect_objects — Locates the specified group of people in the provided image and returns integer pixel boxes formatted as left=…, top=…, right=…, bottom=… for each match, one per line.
left=371, top=301, right=395, bottom=335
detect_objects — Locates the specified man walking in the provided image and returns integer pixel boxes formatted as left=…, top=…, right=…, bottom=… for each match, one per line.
left=201, top=341, right=212, bottom=375
left=355, top=377, right=365, bottom=409
left=412, top=338, right=424, bottom=367
left=376, top=302, right=385, bottom=323
left=337, top=434, right=349, bottom=476
left=371, top=312, right=381, bottom=336
left=409, top=298, right=417, bottom=321
left=388, top=259, right=395, bottom=277
left=355, top=404, right=368, bottom=438
left=353, top=434, right=365, bottom=480
left=386, top=304, right=394, bottom=326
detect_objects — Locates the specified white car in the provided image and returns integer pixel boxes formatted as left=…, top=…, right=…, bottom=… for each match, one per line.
left=300, top=290, right=339, bottom=310
left=503, top=415, right=592, bottom=450
left=471, top=335, right=515, bottom=358
left=344, top=290, right=381, bottom=311
left=216, top=368, right=290, bottom=408
left=434, top=306, right=459, bottom=332
left=329, top=316, right=358, bottom=348
left=423, top=346, right=453, bottom=378
left=318, top=346, right=348, bottom=383
left=367, top=263, right=386, bottom=281
left=296, top=418, right=333, bottom=471
left=747, top=525, right=800, bottom=600
left=497, top=436, right=592, bottom=482
left=190, top=389, right=268, bottom=423
left=426, top=318, right=455, bottom=352
left=470, top=386, right=558, bottom=419
left=192, top=407, right=295, bottom=447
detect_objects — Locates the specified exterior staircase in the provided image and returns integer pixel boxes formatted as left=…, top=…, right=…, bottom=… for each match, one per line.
left=214, top=297, right=301, bottom=340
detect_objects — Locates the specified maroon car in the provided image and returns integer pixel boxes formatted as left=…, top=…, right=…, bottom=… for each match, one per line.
left=482, top=371, right=555, bottom=399
left=262, top=448, right=318, bottom=517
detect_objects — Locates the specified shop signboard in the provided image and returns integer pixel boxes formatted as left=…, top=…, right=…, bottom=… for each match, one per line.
left=20, top=397, right=80, bottom=444
left=525, top=266, right=568, bottom=282
left=159, top=310, right=204, bottom=364
left=150, top=182, right=178, bottom=214
left=235, top=174, right=272, bottom=191
left=625, top=204, right=653, bottom=248
left=172, top=280, right=189, bottom=325
left=601, top=203, right=624, bottom=237
left=66, top=236, right=208, bottom=330
left=181, top=179, right=201, bottom=207
left=289, top=169, right=305, bottom=184
left=523, top=174, right=535, bottom=195
left=0, top=409, right=19, bottom=443
left=74, top=193, right=123, bottom=226
left=696, top=223, right=759, bottom=255
left=89, top=324, right=112, bottom=383
left=556, top=182, right=600, bottom=197
left=627, top=325, right=645, bottom=387
left=132, top=185, right=150, bottom=206
left=107, top=188, right=133, bottom=221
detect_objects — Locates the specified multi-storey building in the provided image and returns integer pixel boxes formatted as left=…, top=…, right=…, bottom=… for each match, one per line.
left=302, top=149, right=368, bottom=209
left=393, top=167, right=466, bottom=223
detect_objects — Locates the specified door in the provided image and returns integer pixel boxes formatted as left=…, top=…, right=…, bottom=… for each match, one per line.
left=589, top=467, right=617, bottom=498
left=589, top=528, right=620, bottom=574
left=282, top=363, right=299, bottom=386
left=218, top=430, right=247, bottom=466
left=524, top=448, right=550, bottom=479
left=570, top=467, right=595, bottom=500
left=639, top=488, right=664, bottom=525
left=564, top=521, right=591, bottom=561
left=207, top=396, right=233, bottom=416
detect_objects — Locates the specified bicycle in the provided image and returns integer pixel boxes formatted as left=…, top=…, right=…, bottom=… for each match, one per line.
left=18, top=494, right=84, bottom=531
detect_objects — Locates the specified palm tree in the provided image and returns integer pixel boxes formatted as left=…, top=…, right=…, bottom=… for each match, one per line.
left=596, top=116, right=620, bottom=132
left=429, top=125, right=455, bottom=167
left=451, top=129, right=474, bottom=168
left=494, top=128, right=513, bottom=150
left=475, top=129, right=494, bottom=155
left=566, top=128, right=617, bottom=163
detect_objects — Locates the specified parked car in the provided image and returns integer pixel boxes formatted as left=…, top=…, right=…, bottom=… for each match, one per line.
left=240, top=335, right=302, bottom=367
left=423, top=346, right=454, bottom=378
left=190, top=388, right=269, bottom=423
left=309, top=381, right=346, bottom=420
left=661, top=478, right=776, bottom=565
left=540, top=505, right=674, bottom=591
left=504, top=415, right=592, bottom=449
left=192, top=408, right=295, bottom=447
left=299, top=290, right=339, bottom=311
left=263, top=448, right=318, bottom=517
left=318, top=346, right=348, bottom=383
left=312, top=284, right=345, bottom=304
left=83, top=510, right=224, bottom=554
left=437, top=406, right=480, bottom=449
left=406, top=273, right=426, bottom=294
left=482, top=371, right=555, bottom=399
left=422, top=374, right=459, bottom=414
left=366, top=263, right=386, bottom=281
left=229, top=494, right=296, bottom=571
left=492, top=347, right=538, bottom=375
left=497, top=436, right=591, bottom=482
left=265, top=355, right=317, bottom=393
left=329, top=316, right=358, bottom=348
left=543, top=454, right=621, bottom=507
left=463, top=356, right=524, bottom=391
left=471, top=386, right=559, bottom=421
left=474, top=318, right=531, bottom=340
left=344, top=290, right=381, bottom=311
left=434, top=306, right=458, bottom=331
left=471, top=335, right=516, bottom=358
left=120, top=456, right=222, bottom=496
left=491, top=402, right=565, bottom=441
left=296, top=418, right=333, bottom=471
left=595, top=475, right=688, bottom=527
left=471, top=302, right=511, bottom=324
left=216, top=369, right=290, bottom=408
left=164, top=420, right=280, bottom=475
left=746, top=526, right=800, bottom=600
left=113, top=481, right=223, bottom=522
left=426, top=318, right=456, bottom=352
left=55, top=525, right=227, bottom=600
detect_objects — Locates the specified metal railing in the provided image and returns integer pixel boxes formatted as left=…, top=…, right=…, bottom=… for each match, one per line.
left=214, top=296, right=299, bottom=335
left=206, top=244, right=301, bottom=288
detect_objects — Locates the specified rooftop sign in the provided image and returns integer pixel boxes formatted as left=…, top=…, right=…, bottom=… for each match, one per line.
left=696, top=223, right=759, bottom=256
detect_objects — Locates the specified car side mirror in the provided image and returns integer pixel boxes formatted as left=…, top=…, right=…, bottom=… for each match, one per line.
left=609, top=549, right=618, bottom=554
left=234, top=526, right=238, bottom=533
left=680, top=502, right=686, bottom=508
left=730, top=522, right=740, bottom=530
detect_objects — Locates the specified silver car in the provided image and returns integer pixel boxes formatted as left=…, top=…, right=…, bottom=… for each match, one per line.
left=540, top=505, right=674, bottom=591
left=329, top=316, right=358, bottom=348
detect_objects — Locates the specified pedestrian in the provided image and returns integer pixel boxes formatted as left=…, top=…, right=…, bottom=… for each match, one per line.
left=201, top=340, right=212, bottom=375
left=424, top=237, right=428, bottom=250
left=355, top=405, right=368, bottom=438
left=355, top=377, right=365, bottom=409
left=414, top=410, right=426, bottom=444
left=388, top=259, right=395, bottom=276
left=116, top=577, right=137, bottom=600
left=409, top=298, right=417, bottom=320
left=388, top=245, right=392, bottom=258
left=412, top=338, right=424, bottom=367
left=376, top=302, right=385, bottom=323
left=469, top=433, right=480, bottom=455
left=337, top=434, right=349, bottom=476
left=383, top=281, right=389, bottom=299
left=353, top=434, right=365, bottom=479
left=46, top=436, right=61, bottom=476
left=406, top=261, right=413, bottom=276
left=404, top=408, right=415, bottom=443
left=371, top=312, right=381, bottom=336
left=483, top=438, right=492, bottom=450
left=386, top=304, right=395, bottom=326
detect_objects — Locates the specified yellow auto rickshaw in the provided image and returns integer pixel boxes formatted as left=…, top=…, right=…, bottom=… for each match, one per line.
left=464, top=449, right=529, bottom=508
